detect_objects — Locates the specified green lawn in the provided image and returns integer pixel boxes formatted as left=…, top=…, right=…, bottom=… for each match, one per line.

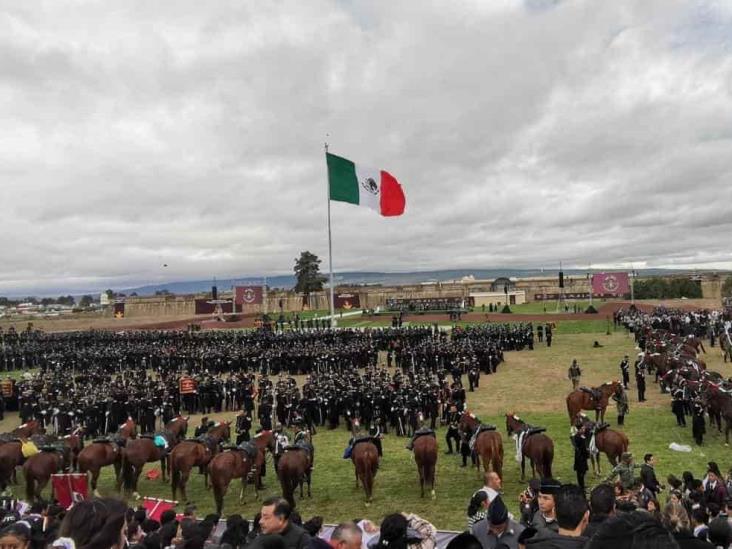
left=1, top=324, right=728, bottom=531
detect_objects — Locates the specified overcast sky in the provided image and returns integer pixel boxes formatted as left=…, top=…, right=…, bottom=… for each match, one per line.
left=2, top=0, right=732, bottom=296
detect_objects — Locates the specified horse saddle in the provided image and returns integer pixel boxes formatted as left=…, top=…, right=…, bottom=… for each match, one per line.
left=525, top=427, right=546, bottom=437
left=476, top=424, right=497, bottom=434
left=40, top=445, right=62, bottom=453
left=352, top=436, right=375, bottom=449
left=413, top=429, right=436, bottom=442
left=285, top=442, right=313, bottom=457
left=594, top=422, right=610, bottom=433
left=92, top=437, right=114, bottom=444
left=236, top=441, right=258, bottom=460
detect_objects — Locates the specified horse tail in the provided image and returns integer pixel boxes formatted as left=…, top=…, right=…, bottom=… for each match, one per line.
left=25, top=468, right=35, bottom=501
left=170, top=454, right=180, bottom=499
left=212, top=480, right=225, bottom=515
left=566, top=395, right=575, bottom=422
left=542, top=443, right=554, bottom=479
left=0, top=454, right=15, bottom=491
left=278, top=463, right=298, bottom=508
left=121, top=451, right=135, bottom=492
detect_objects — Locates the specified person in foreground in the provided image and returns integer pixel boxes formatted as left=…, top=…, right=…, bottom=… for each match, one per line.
left=525, top=484, right=588, bottom=549
left=248, top=497, right=310, bottom=549
left=470, top=495, right=524, bottom=549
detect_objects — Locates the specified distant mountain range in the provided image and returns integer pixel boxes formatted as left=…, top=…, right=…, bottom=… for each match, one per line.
left=119, top=268, right=707, bottom=296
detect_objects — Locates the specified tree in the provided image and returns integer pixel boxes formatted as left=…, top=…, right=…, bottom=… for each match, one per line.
left=294, top=251, right=326, bottom=297
left=79, top=295, right=94, bottom=308
left=104, top=289, right=115, bottom=299
left=722, top=276, right=732, bottom=298
left=155, top=289, right=171, bottom=296
left=57, top=295, right=75, bottom=306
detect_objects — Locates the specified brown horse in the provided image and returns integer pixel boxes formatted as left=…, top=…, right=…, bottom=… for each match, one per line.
left=576, top=416, right=629, bottom=475
left=24, top=447, right=70, bottom=501
left=64, top=429, right=84, bottom=472
left=170, top=422, right=230, bottom=503
left=458, top=413, right=503, bottom=479
left=505, top=414, right=553, bottom=480
left=11, top=421, right=44, bottom=439
left=208, top=430, right=274, bottom=515
left=165, top=416, right=189, bottom=442
left=352, top=441, right=379, bottom=506
left=77, top=418, right=137, bottom=496
left=277, top=433, right=314, bottom=509
left=566, top=381, right=621, bottom=424
left=413, top=434, right=437, bottom=499
left=120, top=436, right=170, bottom=499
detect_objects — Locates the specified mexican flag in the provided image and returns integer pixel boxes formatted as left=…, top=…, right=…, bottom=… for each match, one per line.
left=327, top=153, right=406, bottom=216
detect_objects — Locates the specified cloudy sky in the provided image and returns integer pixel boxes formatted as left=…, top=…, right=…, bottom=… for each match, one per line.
left=2, top=0, right=732, bottom=296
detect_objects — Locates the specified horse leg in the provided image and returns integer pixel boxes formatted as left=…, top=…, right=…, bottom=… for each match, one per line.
left=520, top=457, right=526, bottom=481
left=180, top=470, right=190, bottom=504
left=91, top=468, right=101, bottom=496
left=307, top=470, right=312, bottom=498
left=419, top=465, right=424, bottom=498
left=36, top=476, right=49, bottom=501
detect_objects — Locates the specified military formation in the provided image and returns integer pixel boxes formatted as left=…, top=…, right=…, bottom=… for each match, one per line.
left=0, top=324, right=535, bottom=445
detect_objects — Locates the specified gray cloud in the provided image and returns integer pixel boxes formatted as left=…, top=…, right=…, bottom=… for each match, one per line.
left=1, top=0, right=732, bottom=295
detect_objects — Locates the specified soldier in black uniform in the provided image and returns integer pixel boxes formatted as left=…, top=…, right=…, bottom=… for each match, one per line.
left=445, top=404, right=460, bottom=454
left=235, top=410, right=252, bottom=444
left=635, top=362, right=647, bottom=402
left=619, top=355, right=630, bottom=389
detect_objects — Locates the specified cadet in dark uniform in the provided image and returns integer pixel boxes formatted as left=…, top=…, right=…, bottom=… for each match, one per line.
left=619, top=355, right=630, bottom=389
left=445, top=405, right=460, bottom=454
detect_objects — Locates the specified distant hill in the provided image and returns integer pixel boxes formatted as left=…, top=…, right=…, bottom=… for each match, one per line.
left=119, top=268, right=702, bottom=297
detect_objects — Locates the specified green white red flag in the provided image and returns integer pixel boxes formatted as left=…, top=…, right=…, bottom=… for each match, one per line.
left=327, top=152, right=406, bottom=216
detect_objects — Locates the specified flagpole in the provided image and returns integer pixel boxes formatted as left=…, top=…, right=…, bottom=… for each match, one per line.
left=325, top=142, right=335, bottom=328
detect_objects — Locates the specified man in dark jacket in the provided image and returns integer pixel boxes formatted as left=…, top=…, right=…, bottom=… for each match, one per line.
left=582, top=484, right=615, bottom=539
left=640, top=453, right=662, bottom=497
left=249, top=496, right=310, bottom=549
left=526, top=485, right=589, bottom=549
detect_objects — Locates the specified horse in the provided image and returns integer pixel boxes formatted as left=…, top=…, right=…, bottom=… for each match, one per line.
left=458, top=412, right=503, bottom=479
left=576, top=416, right=629, bottom=475
left=351, top=427, right=378, bottom=506
left=505, top=414, right=553, bottom=480
left=64, top=429, right=85, bottom=472
left=11, top=421, right=44, bottom=439
left=164, top=416, right=189, bottom=442
left=77, top=418, right=137, bottom=496
left=170, top=422, right=230, bottom=503
left=566, top=381, right=621, bottom=424
left=413, top=433, right=437, bottom=499
left=277, top=432, right=314, bottom=508
left=24, top=446, right=70, bottom=501
left=120, top=435, right=170, bottom=499
left=208, top=430, right=274, bottom=515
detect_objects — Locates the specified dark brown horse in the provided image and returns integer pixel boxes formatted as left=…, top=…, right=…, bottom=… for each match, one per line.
left=77, top=418, right=137, bottom=496
left=63, top=429, right=84, bottom=472
left=576, top=416, right=629, bottom=475
left=352, top=441, right=378, bottom=506
left=120, top=436, right=170, bottom=499
left=505, top=414, right=553, bottom=480
left=566, top=381, right=621, bottom=424
left=170, top=422, right=230, bottom=503
left=413, top=434, right=437, bottom=499
left=208, top=430, right=274, bottom=515
left=24, top=447, right=70, bottom=501
left=459, top=413, right=503, bottom=479
left=165, top=416, right=189, bottom=442
left=277, top=433, right=314, bottom=508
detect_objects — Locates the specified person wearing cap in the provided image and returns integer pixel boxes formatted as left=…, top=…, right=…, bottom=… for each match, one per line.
left=525, top=485, right=589, bottom=549
left=618, top=355, right=630, bottom=389
left=530, top=479, right=561, bottom=534
left=470, top=495, right=524, bottom=549
left=603, top=452, right=641, bottom=490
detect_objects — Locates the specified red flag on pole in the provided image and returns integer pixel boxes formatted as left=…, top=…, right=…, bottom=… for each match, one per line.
left=143, top=497, right=177, bottom=522
left=51, top=474, right=88, bottom=509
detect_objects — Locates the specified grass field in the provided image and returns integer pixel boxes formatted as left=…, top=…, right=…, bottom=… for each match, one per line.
left=1, top=322, right=730, bottom=530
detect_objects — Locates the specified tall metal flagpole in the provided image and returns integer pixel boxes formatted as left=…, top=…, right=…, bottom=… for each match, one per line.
left=325, top=142, right=335, bottom=328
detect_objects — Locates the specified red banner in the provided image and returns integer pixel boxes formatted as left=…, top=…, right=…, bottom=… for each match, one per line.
left=234, top=286, right=263, bottom=305
left=52, top=474, right=88, bottom=509
left=334, top=293, right=360, bottom=309
left=591, top=272, right=630, bottom=297
left=143, top=497, right=177, bottom=522
left=179, top=377, right=197, bottom=395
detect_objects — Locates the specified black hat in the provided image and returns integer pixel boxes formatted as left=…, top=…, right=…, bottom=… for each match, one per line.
left=539, top=478, right=562, bottom=495
left=488, top=496, right=508, bottom=525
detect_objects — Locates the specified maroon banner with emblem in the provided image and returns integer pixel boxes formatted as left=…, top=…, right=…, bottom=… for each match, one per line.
left=234, top=286, right=263, bottom=306
left=591, top=272, right=630, bottom=297
left=334, top=293, right=360, bottom=309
